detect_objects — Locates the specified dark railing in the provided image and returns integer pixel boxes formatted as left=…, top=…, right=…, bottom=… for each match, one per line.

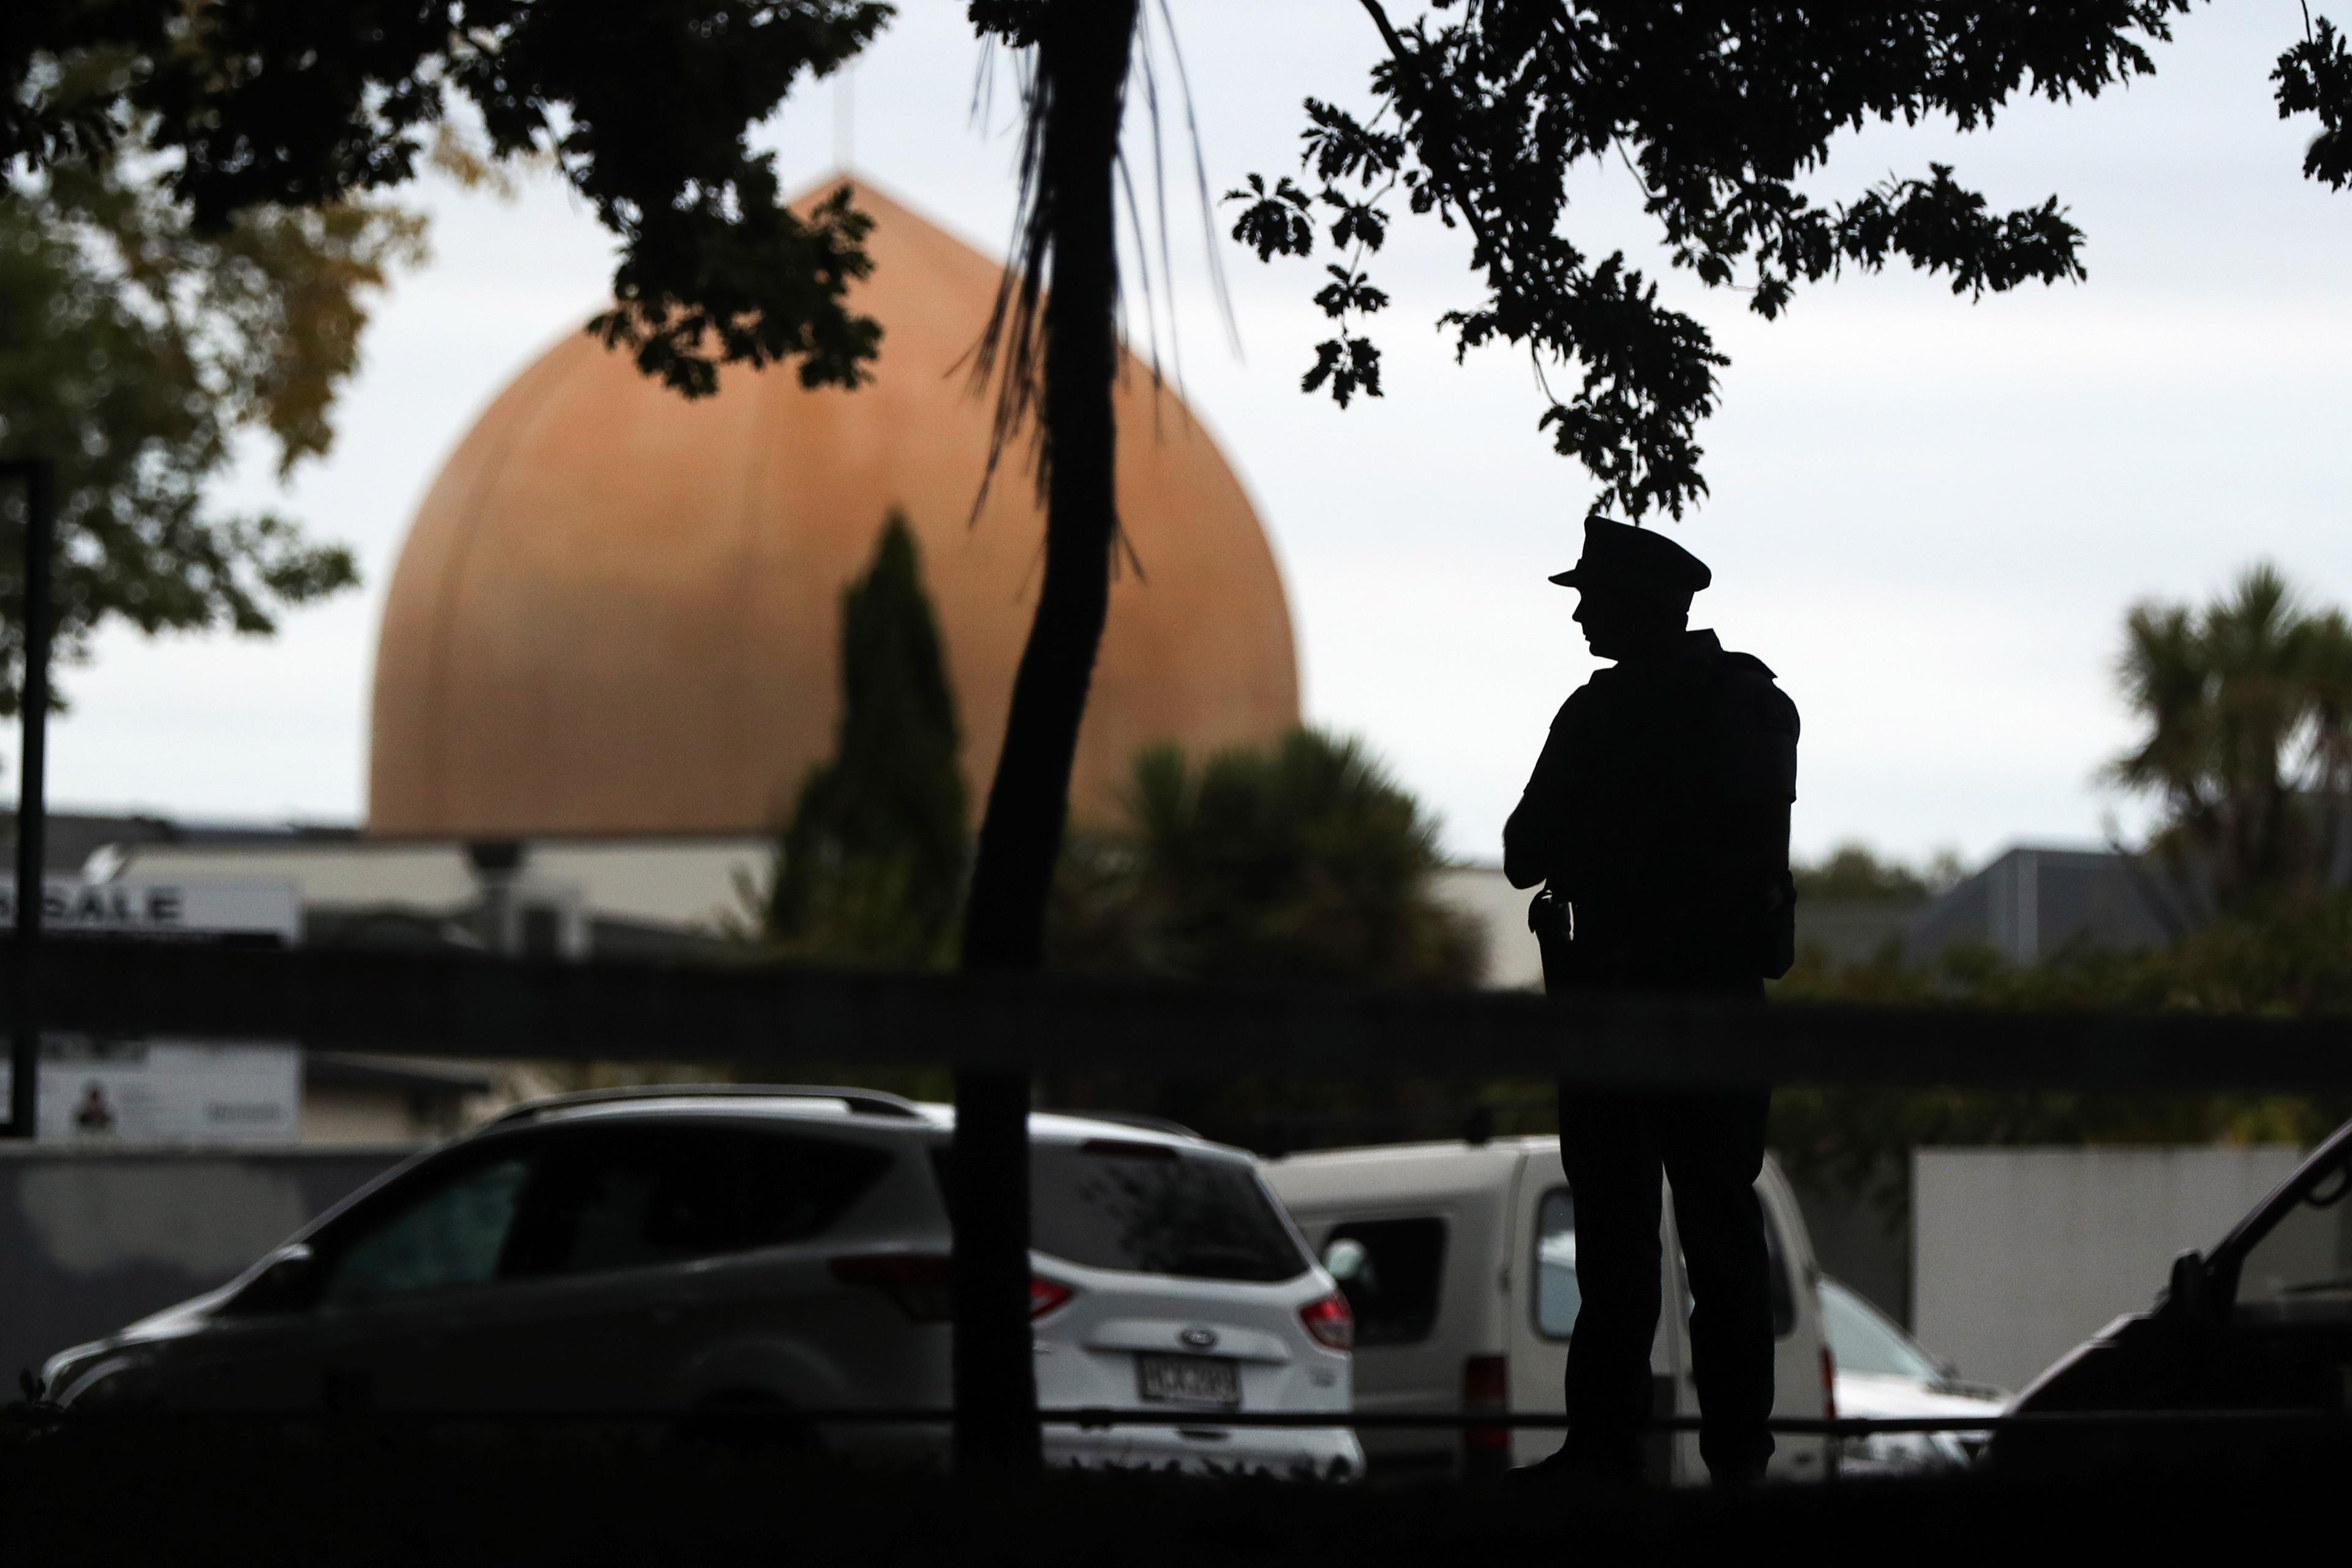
left=24, top=1406, right=2346, bottom=1435
left=7, top=939, right=2352, bottom=1093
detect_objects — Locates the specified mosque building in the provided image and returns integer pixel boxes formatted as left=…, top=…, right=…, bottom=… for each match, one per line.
left=34, top=181, right=1537, bottom=1142
left=369, top=181, right=1300, bottom=844
left=110, top=182, right=1343, bottom=960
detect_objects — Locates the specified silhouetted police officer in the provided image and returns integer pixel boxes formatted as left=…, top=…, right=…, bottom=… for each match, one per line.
left=1503, top=516, right=1798, bottom=1487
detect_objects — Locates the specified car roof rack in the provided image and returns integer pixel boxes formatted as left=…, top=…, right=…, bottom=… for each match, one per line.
left=1066, top=1110, right=1202, bottom=1141
left=490, top=1084, right=925, bottom=1126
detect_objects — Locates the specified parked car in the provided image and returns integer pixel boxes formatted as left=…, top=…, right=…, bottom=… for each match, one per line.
left=1263, top=1137, right=1836, bottom=1485
left=39, top=1087, right=1361, bottom=1477
left=1817, top=1275, right=2005, bottom=1474
left=1994, top=1114, right=2352, bottom=1474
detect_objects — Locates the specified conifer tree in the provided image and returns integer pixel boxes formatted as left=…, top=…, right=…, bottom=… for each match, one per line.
left=769, top=510, right=966, bottom=965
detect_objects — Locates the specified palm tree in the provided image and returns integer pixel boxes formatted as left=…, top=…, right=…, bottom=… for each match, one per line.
left=1065, top=730, right=1483, bottom=989
left=1046, top=731, right=1484, bottom=1153
left=2108, top=565, right=2352, bottom=916
left=952, top=0, right=1143, bottom=1474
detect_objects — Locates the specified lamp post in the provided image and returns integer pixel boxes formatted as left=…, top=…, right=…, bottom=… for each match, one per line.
left=4, top=458, right=55, bottom=1140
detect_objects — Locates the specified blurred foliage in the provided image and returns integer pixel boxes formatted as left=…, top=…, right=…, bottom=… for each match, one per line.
left=4, top=4, right=890, bottom=401
left=1048, top=728, right=1482, bottom=989
left=1767, top=568, right=2352, bottom=1208
left=0, top=126, right=420, bottom=711
left=1792, top=842, right=1962, bottom=907
left=2106, top=563, right=2352, bottom=920
left=1770, top=899, right=2352, bottom=1216
left=765, top=511, right=967, bottom=968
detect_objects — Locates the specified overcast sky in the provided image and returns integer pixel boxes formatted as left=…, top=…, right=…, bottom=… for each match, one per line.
left=13, top=1, right=2351, bottom=869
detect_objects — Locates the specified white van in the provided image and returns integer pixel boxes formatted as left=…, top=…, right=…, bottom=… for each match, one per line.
left=1264, top=1137, right=1834, bottom=1486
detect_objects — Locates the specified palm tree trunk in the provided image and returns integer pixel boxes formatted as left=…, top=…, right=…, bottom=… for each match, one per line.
left=951, top=0, right=1137, bottom=1474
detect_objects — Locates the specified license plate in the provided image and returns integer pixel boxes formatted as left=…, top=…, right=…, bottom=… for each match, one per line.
left=1135, top=1352, right=1241, bottom=1409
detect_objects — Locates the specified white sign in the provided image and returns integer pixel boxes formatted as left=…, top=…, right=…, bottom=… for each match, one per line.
left=0, top=876, right=300, bottom=944
left=1, top=875, right=304, bottom=1143
left=0, top=1041, right=301, bottom=1145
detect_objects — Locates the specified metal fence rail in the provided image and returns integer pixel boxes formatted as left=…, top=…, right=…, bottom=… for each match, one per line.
left=22, top=1407, right=2349, bottom=1434
left=8, top=940, right=2352, bottom=1091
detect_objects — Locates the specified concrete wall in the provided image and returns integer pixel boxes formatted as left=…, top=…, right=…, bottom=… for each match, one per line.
left=0, top=1147, right=413, bottom=1389
left=301, top=1088, right=435, bottom=1147
left=1788, top=1174, right=1910, bottom=1327
left=116, top=837, right=771, bottom=933
left=1912, top=1145, right=2304, bottom=1392
left=1429, top=864, right=1542, bottom=990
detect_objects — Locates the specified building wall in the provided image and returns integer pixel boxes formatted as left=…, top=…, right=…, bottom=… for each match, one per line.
left=1428, top=864, right=1542, bottom=990
left=1905, top=846, right=2180, bottom=967
left=301, top=1087, right=434, bottom=1147
left=0, top=1147, right=413, bottom=1387
left=1912, top=1145, right=2305, bottom=1391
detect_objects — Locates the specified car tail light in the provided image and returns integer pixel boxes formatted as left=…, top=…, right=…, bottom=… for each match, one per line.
left=1298, top=1292, right=1354, bottom=1351
left=831, top=1254, right=1080, bottom=1324
left=829, top=1253, right=956, bottom=1323
left=1029, top=1274, right=1075, bottom=1320
left=1820, top=1344, right=1838, bottom=1421
left=1463, top=1353, right=1510, bottom=1454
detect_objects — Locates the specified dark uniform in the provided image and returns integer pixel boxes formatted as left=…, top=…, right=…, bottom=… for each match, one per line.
left=1502, top=519, right=1798, bottom=1483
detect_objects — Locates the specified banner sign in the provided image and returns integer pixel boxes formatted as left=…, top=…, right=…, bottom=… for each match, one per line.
left=0, top=1042, right=300, bottom=1145
left=0, top=876, right=300, bottom=945
left=2, top=876, right=303, bottom=1143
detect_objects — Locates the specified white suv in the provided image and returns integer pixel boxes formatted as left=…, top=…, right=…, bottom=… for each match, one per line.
left=1265, top=1137, right=1834, bottom=1485
left=39, top=1087, right=1361, bottom=1477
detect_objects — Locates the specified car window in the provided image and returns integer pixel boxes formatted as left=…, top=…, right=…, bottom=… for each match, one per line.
left=2230, top=1147, right=2352, bottom=1324
left=1322, top=1218, right=1447, bottom=1346
left=1025, top=1140, right=1306, bottom=1283
left=320, top=1153, right=532, bottom=1305
left=1536, top=1189, right=1580, bottom=1338
left=504, top=1125, right=891, bottom=1278
left=1819, top=1276, right=1939, bottom=1381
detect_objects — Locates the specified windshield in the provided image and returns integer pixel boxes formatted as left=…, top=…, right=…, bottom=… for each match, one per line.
left=2229, top=1141, right=2352, bottom=1321
left=1819, top=1276, right=1941, bottom=1382
left=1028, top=1140, right=1307, bottom=1283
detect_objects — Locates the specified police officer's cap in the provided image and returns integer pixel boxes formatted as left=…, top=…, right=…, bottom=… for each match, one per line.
left=1548, top=515, right=1711, bottom=597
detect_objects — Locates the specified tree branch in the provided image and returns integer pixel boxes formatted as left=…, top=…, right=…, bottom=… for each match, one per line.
left=1353, top=0, right=1495, bottom=261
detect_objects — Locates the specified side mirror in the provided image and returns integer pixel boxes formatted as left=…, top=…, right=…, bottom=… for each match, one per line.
left=233, top=1244, right=320, bottom=1316
left=2159, top=1248, right=2212, bottom=1323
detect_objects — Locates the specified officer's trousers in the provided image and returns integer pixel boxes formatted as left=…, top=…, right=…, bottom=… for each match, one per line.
left=1555, top=1084, right=1776, bottom=1483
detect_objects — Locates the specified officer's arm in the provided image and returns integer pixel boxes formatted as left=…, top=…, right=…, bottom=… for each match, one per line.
left=1503, top=700, right=1579, bottom=889
left=1728, top=683, right=1801, bottom=971
left=1502, top=796, right=1547, bottom=889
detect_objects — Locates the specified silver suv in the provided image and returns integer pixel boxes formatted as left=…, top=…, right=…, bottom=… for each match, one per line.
left=40, top=1087, right=1362, bottom=1476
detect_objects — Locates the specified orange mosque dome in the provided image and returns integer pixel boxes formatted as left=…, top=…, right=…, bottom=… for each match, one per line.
left=367, top=178, right=1300, bottom=838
